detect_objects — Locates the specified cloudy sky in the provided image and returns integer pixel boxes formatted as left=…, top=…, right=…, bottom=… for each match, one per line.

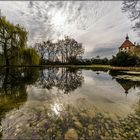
left=0, top=1, right=139, bottom=58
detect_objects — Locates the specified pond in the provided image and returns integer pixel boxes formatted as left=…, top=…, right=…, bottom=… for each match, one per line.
left=0, top=67, right=140, bottom=140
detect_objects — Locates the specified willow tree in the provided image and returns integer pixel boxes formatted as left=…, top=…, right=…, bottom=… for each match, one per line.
left=0, top=16, right=27, bottom=66
left=20, top=48, right=40, bottom=65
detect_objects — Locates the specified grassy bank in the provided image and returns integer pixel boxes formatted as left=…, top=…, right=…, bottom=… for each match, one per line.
left=61, top=65, right=140, bottom=71
left=0, top=64, right=140, bottom=71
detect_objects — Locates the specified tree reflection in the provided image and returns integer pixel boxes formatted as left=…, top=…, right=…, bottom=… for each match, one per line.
left=36, top=67, right=84, bottom=94
left=0, top=67, right=39, bottom=138
left=109, top=70, right=140, bottom=95
left=56, top=68, right=84, bottom=94
left=0, top=67, right=39, bottom=94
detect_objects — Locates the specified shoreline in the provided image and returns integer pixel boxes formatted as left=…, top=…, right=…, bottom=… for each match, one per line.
left=0, top=65, right=140, bottom=71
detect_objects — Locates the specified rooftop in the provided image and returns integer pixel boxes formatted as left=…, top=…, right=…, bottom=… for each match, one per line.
left=119, top=35, right=135, bottom=49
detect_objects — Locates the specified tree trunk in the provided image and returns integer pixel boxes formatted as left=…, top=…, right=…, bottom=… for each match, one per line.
left=6, top=58, right=9, bottom=66
left=3, top=67, right=9, bottom=94
left=4, top=43, right=9, bottom=66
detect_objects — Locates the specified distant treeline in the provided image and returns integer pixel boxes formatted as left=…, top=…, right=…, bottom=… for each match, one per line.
left=0, top=16, right=140, bottom=67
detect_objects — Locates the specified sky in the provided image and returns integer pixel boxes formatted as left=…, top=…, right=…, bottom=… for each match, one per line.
left=0, top=1, right=139, bottom=58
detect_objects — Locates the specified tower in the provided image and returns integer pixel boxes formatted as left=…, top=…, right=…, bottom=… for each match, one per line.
left=119, top=34, right=134, bottom=52
left=126, top=33, right=129, bottom=40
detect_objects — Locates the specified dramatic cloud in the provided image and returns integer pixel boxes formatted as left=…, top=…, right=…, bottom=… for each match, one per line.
left=0, top=1, right=139, bottom=58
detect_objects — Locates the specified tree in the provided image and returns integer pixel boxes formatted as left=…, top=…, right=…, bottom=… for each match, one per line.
left=34, top=42, right=47, bottom=64
left=122, top=0, right=140, bottom=35
left=57, top=39, right=66, bottom=63
left=35, top=40, right=58, bottom=64
left=130, top=47, right=140, bottom=59
left=35, top=36, right=84, bottom=64
left=110, top=52, right=137, bottom=67
left=45, top=40, right=56, bottom=63
left=130, top=47, right=140, bottom=65
left=57, top=36, right=84, bottom=63
left=0, top=53, right=4, bottom=65
left=0, top=16, right=27, bottom=66
left=20, top=48, right=40, bottom=65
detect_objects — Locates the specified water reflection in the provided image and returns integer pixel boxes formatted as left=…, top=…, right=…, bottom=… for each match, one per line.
left=1, top=67, right=139, bottom=97
left=0, top=67, right=39, bottom=138
left=0, top=68, right=39, bottom=94
left=36, top=67, right=84, bottom=94
left=109, top=70, right=140, bottom=95
left=0, top=67, right=140, bottom=139
left=0, top=67, right=84, bottom=138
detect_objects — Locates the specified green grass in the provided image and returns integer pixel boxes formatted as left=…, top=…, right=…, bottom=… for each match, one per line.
left=65, top=64, right=111, bottom=68
left=0, top=64, right=140, bottom=71
left=65, top=65, right=140, bottom=71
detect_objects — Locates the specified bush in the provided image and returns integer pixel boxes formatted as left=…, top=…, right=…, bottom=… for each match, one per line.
left=110, top=52, right=137, bottom=67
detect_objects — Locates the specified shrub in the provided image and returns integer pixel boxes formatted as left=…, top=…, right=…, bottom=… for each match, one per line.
left=110, top=52, right=137, bottom=67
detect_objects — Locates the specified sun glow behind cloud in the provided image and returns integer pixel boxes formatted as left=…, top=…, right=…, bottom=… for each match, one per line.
left=52, top=12, right=65, bottom=28
left=0, top=1, right=139, bottom=58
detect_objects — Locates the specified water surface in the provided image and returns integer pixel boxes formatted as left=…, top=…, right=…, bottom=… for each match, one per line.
left=0, top=67, right=139, bottom=139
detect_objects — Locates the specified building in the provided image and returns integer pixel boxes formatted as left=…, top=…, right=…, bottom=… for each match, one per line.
left=119, top=35, right=135, bottom=52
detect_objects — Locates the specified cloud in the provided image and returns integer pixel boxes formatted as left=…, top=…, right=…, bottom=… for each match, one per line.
left=84, top=41, right=121, bottom=58
left=0, top=1, right=139, bottom=58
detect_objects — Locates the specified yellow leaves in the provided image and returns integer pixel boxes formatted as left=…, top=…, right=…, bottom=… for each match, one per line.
left=0, top=16, right=27, bottom=48
left=130, top=47, right=140, bottom=59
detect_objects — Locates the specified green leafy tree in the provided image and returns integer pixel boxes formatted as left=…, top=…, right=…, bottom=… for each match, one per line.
left=110, top=52, right=137, bottom=67
left=20, top=48, right=40, bottom=66
left=0, top=16, right=27, bottom=66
